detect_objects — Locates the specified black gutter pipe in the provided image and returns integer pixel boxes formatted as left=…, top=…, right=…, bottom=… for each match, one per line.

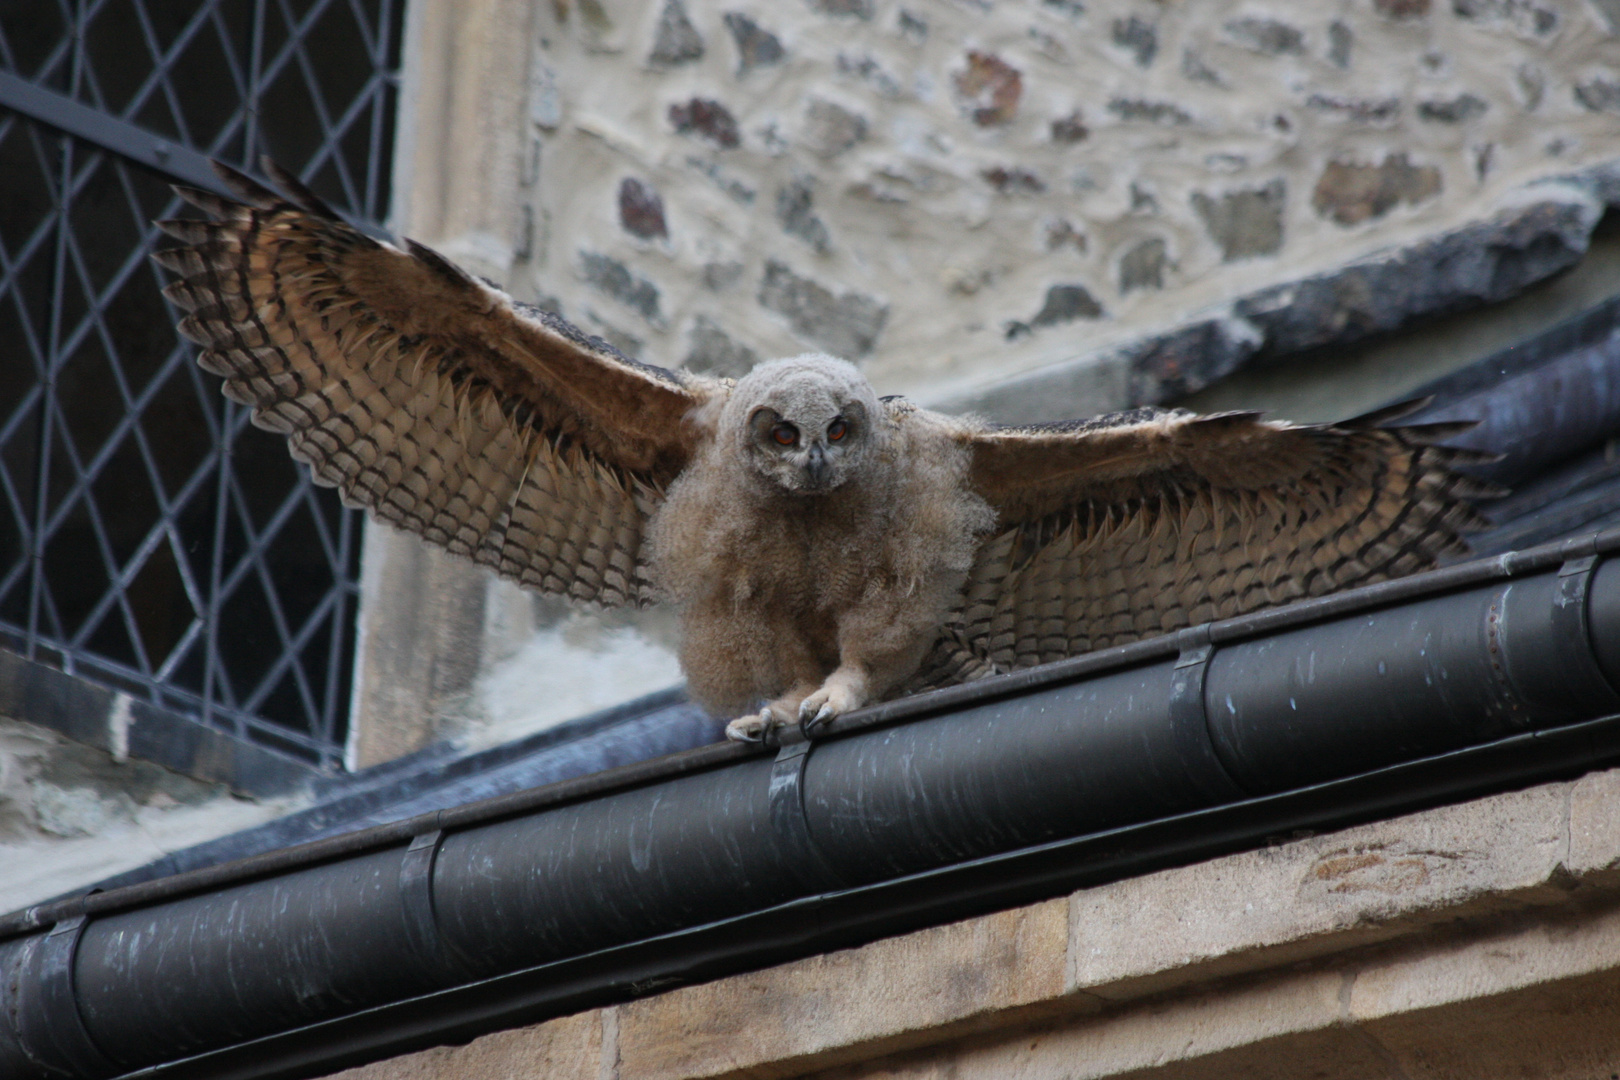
left=7, top=529, right=1620, bottom=1080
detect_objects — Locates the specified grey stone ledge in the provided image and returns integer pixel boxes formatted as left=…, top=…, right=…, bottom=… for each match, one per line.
left=937, top=161, right=1618, bottom=425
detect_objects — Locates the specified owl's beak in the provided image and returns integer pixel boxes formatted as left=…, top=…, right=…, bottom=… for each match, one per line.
left=805, top=442, right=831, bottom=488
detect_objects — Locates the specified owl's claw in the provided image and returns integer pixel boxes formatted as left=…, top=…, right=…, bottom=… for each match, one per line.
left=797, top=697, right=839, bottom=734
left=725, top=708, right=776, bottom=743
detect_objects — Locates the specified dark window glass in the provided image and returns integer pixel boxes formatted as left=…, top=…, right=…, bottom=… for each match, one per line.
left=0, top=0, right=403, bottom=768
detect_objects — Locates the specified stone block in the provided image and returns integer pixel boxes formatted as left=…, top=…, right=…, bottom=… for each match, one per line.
left=1347, top=903, right=1620, bottom=1023
left=1451, top=0, right=1557, bottom=37
left=618, top=178, right=668, bottom=240
left=1375, top=0, right=1431, bottom=17
left=1067, top=783, right=1570, bottom=1001
left=685, top=315, right=760, bottom=376
left=1106, top=98, right=1191, bottom=125
left=1119, top=238, right=1167, bottom=294
left=1123, top=314, right=1261, bottom=401
left=777, top=179, right=832, bottom=252
left=1180, top=49, right=1223, bottom=86
left=322, top=1010, right=600, bottom=1080
left=1032, top=284, right=1102, bottom=325
left=981, top=167, right=1045, bottom=196
left=1191, top=180, right=1285, bottom=261
left=1004, top=284, right=1104, bottom=340
left=615, top=900, right=1070, bottom=1080
left=808, top=0, right=873, bottom=20
left=758, top=261, right=888, bottom=359
left=1320, top=25, right=1350, bottom=69
left=702, top=260, right=745, bottom=291
left=1241, top=194, right=1598, bottom=355
left=1418, top=93, right=1489, bottom=123
left=723, top=12, right=784, bottom=75
left=803, top=99, right=868, bottom=158
left=1312, top=154, right=1441, bottom=225
left=1110, top=17, right=1156, bottom=67
left=580, top=251, right=662, bottom=322
left=1362, top=966, right=1620, bottom=1080
left=953, top=52, right=1021, bottom=126
left=819, top=968, right=1351, bottom=1080
left=647, top=0, right=702, bottom=66
left=1044, top=219, right=1087, bottom=253
left=1564, top=766, right=1620, bottom=881
left=1049, top=111, right=1087, bottom=144
left=1304, top=94, right=1400, bottom=125
left=1224, top=17, right=1304, bottom=56
left=837, top=54, right=901, bottom=99
left=1576, top=77, right=1620, bottom=114
left=669, top=98, right=740, bottom=149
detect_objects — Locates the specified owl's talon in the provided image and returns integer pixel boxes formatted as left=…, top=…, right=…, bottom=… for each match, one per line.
left=725, top=708, right=775, bottom=743
left=800, top=701, right=838, bottom=734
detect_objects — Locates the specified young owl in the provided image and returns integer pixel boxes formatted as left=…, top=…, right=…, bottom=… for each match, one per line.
left=155, top=163, right=1495, bottom=743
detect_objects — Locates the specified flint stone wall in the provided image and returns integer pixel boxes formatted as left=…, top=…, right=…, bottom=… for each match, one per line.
left=351, top=0, right=1620, bottom=763
left=475, top=0, right=1620, bottom=417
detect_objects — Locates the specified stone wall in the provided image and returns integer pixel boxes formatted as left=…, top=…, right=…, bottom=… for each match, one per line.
left=347, top=0, right=1620, bottom=761
left=493, top=0, right=1620, bottom=416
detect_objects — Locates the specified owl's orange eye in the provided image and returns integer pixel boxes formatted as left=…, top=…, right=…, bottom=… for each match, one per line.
left=771, top=422, right=798, bottom=446
left=827, top=419, right=848, bottom=442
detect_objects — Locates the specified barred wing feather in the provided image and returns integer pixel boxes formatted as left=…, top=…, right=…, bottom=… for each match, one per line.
left=914, top=404, right=1498, bottom=687
left=154, top=161, right=715, bottom=607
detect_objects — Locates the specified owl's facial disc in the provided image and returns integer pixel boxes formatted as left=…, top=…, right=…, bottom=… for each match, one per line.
left=747, top=401, right=868, bottom=493
left=724, top=353, right=885, bottom=496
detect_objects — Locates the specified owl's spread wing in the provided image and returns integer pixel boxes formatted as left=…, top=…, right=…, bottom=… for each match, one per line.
left=154, top=161, right=716, bottom=606
left=918, top=403, right=1498, bottom=686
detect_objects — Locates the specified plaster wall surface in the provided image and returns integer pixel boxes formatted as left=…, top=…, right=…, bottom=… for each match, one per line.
left=0, top=717, right=305, bottom=912
left=494, top=0, right=1620, bottom=413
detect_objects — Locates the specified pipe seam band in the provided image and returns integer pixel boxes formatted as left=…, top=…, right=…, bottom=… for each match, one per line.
left=1171, top=625, right=1250, bottom=800
left=1554, top=555, right=1620, bottom=709
left=770, top=740, right=848, bottom=890
left=399, top=830, right=478, bottom=982
left=18, top=916, right=117, bottom=1078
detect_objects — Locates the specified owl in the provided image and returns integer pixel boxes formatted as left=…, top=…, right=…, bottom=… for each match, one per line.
left=154, top=163, right=1495, bottom=743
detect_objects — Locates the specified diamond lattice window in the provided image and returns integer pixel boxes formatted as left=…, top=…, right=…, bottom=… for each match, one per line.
left=0, top=0, right=403, bottom=768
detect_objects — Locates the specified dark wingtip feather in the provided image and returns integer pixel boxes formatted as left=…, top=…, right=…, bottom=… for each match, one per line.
left=260, top=157, right=341, bottom=220
left=1396, top=419, right=1482, bottom=445
left=149, top=247, right=191, bottom=273
left=1455, top=476, right=1510, bottom=500
left=169, top=184, right=237, bottom=219
left=209, top=160, right=279, bottom=206
left=1342, top=397, right=1434, bottom=429
left=153, top=218, right=221, bottom=244
left=405, top=238, right=479, bottom=291
left=1191, top=410, right=1266, bottom=429
left=1427, top=445, right=1505, bottom=468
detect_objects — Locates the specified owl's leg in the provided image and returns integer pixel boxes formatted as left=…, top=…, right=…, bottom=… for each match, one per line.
left=798, top=584, right=950, bottom=733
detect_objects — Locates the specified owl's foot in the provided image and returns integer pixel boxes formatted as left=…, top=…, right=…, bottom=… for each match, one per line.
left=725, top=698, right=801, bottom=743
left=797, top=679, right=865, bottom=735
left=725, top=708, right=775, bottom=743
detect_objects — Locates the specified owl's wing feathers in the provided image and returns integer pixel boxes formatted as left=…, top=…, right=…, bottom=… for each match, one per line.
left=933, top=403, right=1499, bottom=679
left=154, top=161, right=715, bottom=606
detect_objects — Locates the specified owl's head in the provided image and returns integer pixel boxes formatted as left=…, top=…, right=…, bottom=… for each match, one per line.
left=722, top=354, right=884, bottom=495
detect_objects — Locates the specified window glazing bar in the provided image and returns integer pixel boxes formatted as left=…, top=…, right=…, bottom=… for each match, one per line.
left=0, top=70, right=229, bottom=195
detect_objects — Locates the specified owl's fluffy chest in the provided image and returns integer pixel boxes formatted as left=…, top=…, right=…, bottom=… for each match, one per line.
left=654, top=453, right=904, bottom=614
left=648, top=416, right=994, bottom=716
